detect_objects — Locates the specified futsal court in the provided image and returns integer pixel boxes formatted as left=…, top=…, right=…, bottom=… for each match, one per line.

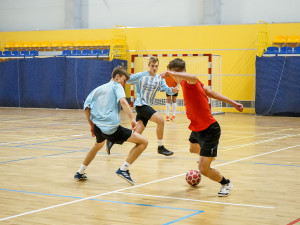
left=0, top=107, right=299, bottom=224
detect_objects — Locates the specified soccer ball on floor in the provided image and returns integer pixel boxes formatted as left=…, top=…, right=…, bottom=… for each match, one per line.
left=186, top=170, right=201, bottom=186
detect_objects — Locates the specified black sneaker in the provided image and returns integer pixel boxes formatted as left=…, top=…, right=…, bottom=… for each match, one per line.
left=106, top=140, right=114, bottom=155
left=116, top=168, right=134, bottom=185
left=74, top=172, right=87, bottom=181
left=158, top=145, right=174, bottom=156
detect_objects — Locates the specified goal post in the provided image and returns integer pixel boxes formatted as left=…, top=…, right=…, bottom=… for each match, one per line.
left=130, top=53, right=223, bottom=114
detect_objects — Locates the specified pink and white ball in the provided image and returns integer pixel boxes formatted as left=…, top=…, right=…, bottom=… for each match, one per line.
left=186, top=170, right=201, bottom=186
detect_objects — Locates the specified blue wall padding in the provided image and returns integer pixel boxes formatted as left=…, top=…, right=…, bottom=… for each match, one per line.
left=256, top=56, right=300, bottom=116
left=0, top=58, right=127, bottom=109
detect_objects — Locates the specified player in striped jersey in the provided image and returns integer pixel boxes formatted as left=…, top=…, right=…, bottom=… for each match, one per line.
left=107, top=56, right=179, bottom=156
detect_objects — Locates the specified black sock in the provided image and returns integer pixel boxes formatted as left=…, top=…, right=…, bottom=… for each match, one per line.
left=219, top=177, right=230, bottom=185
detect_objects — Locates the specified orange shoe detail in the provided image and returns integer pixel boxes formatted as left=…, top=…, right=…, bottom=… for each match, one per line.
left=166, top=116, right=170, bottom=121
left=171, top=116, right=175, bottom=120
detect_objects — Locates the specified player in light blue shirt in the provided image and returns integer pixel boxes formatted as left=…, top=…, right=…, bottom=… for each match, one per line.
left=74, top=66, right=148, bottom=185
left=107, top=57, right=178, bottom=156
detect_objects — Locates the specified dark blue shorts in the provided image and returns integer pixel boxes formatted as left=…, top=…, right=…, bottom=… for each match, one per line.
left=135, top=105, right=156, bottom=127
left=94, top=125, right=132, bottom=144
left=189, top=122, right=221, bottom=157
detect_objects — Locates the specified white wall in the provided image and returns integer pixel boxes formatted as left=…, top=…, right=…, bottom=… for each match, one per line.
left=0, top=0, right=300, bottom=31
left=0, top=0, right=65, bottom=31
left=86, top=0, right=204, bottom=29
left=221, top=0, right=300, bottom=24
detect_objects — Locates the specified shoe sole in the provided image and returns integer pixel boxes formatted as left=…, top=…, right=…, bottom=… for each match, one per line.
left=158, top=152, right=174, bottom=156
left=218, top=184, right=233, bottom=197
left=116, top=173, right=134, bottom=185
left=74, top=177, right=87, bottom=181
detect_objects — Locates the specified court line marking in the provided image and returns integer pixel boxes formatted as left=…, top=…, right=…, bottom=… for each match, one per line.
left=223, top=134, right=299, bottom=151
left=0, top=188, right=204, bottom=224
left=116, top=192, right=274, bottom=209
left=1, top=144, right=299, bottom=222
left=287, top=218, right=300, bottom=225
left=0, top=133, right=89, bottom=145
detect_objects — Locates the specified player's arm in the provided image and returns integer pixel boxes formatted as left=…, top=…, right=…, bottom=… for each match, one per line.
left=161, top=71, right=197, bottom=84
left=127, top=72, right=143, bottom=84
left=84, top=107, right=95, bottom=136
left=160, top=78, right=179, bottom=95
left=203, top=86, right=244, bottom=112
left=120, top=98, right=137, bottom=131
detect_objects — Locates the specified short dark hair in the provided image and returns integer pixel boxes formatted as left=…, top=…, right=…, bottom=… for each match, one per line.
left=168, top=58, right=186, bottom=72
left=112, top=66, right=130, bottom=80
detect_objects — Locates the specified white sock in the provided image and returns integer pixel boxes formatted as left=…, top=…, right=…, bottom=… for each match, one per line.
left=78, top=164, right=87, bottom=174
left=158, top=139, right=163, bottom=146
left=166, top=103, right=170, bottom=116
left=120, top=161, right=131, bottom=171
left=172, top=103, right=177, bottom=116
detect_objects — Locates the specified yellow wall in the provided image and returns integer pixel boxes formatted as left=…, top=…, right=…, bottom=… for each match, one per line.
left=1, top=23, right=300, bottom=114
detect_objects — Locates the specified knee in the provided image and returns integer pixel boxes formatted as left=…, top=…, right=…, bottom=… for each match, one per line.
left=142, top=139, right=148, bottom=149
left=157, top=117, right=165, bottom=126
left=199, top=167, right=209, bottom=177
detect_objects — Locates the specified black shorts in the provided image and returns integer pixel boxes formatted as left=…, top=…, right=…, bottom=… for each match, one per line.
left=94, top=125, right=132, bottom=144
left=166, top=93, right=178, bottom=97
left=135, top=105, right=156, bottom=127
left=189, top=122, right=221, bottom=157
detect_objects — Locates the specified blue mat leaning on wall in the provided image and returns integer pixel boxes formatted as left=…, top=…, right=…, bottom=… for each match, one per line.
left=0, top=58, right=127, bottom=109
left=255, top=56, right=300, bottom=116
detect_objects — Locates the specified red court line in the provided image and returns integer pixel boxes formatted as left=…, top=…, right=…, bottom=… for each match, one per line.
left=287, top=218, right=300, bottom=225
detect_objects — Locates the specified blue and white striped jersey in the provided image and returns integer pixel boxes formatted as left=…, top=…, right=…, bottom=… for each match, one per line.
left=128, top=71, right=174, bottom=107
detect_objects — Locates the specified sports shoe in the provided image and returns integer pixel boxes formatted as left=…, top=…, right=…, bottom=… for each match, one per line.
left=106, top=140, right=114, bottom=155
left=171, top=115, right=175, bottom=121
left=166, top=116, right=170, bottom=121
left=158, top=145, right=174, bottom=156
left=116, top=168, right=134, bottom=185
left=74, top=172, right=87, bottom=181
left=218, top=180, right=233, bottom=197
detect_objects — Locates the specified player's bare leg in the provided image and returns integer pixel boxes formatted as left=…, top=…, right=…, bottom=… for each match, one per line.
left=74, top=141, right=104, bottom=181
left=116, top=132, right=148, bottom=185
left=150, top=112, right=173, bottom=156
left=83, top=142, right=105, bottom=166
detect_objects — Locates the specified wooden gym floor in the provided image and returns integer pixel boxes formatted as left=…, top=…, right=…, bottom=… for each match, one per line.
left=0, top=107, right=299, bottom=225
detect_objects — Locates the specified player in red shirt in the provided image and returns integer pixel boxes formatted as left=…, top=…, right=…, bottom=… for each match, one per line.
left=160, top=58, right=243, bottom=197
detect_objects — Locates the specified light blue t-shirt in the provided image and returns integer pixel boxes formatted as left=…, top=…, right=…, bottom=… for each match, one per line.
left=83, top=81, right=126, bottom=135
left=127, top=71, right=173, bottom=107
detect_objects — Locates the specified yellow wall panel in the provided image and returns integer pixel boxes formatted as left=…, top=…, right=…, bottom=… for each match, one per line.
left=1, top=23, right=300, bottom=113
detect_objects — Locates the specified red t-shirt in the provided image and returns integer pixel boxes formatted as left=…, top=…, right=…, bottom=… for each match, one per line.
left=181, top=79, right=216, bottom=131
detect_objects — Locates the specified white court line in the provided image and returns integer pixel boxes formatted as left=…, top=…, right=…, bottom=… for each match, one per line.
left=116, top=192, right=274, bottom=209
left=223, top=134, right=299, bottom=152
left=0, top=144, right=299, bottom=222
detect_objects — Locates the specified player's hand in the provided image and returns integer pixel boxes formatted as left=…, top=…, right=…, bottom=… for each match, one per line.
left=171, top=87, right=179, bottom=93
left=131, top=119, right=137, bottom=132
left=234, top=103, right=244, bottom=112
left=90, top=126, right=95, bottom=137
left=159, top=71, right=171, bottom=79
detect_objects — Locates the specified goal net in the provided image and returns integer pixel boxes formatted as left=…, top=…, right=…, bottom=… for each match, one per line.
left=130, top=54, right=222, bottom=114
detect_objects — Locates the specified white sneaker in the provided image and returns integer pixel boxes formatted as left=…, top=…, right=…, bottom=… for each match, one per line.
left=218, top=181, right=233, bottom=197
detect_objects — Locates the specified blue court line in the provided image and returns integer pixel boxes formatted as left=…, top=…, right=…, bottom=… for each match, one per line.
left=0, top=145, right=77, bottom=152
left=14, top=137, right=90, bottom=147
left=0, top=122, right=86, bottom=131
left=0, top=149, right=86, bottom=164
left=0, top=188, right=204, bottom=224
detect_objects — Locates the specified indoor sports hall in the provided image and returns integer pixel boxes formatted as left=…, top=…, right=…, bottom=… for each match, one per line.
left=0, top=1, right=299, bottom=224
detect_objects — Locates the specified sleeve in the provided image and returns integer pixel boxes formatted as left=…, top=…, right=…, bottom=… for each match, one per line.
left=83, top=88, right=97, bottom=110
left=114, top=83, right=126, bottom=103
left=127, top=72, right=144, bottom=84
left=160, top=78, right=174, bottom=95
